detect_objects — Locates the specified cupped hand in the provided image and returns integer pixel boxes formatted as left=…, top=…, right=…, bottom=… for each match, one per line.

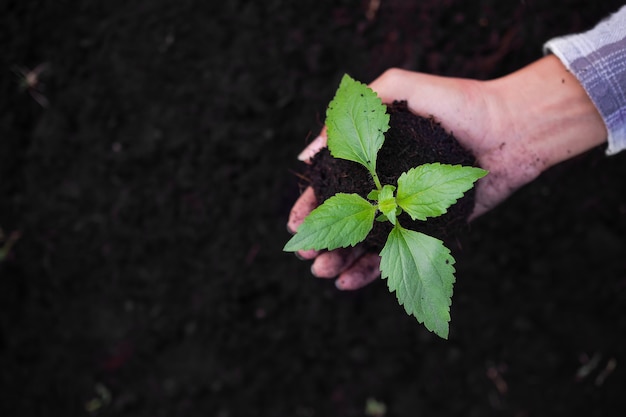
left=288, top=57, right=606, bottom=289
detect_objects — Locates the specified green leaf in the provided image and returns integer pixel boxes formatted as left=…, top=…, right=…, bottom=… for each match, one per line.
left=367, top=189, right=379, bottom=201
left=283, top=193, right=376, bottom=252
left=378, top=184, right=398, bottom=225
left=396, top=163, right=488, bottom=221
left=326, top=74, right=390, bottom=173
left=379, top=224, right=456, bottom=339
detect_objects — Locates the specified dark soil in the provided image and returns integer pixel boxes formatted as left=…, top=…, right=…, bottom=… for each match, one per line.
left=2, top=1, right=626, bottom=416
left=309, top=101, right=477, bottom=250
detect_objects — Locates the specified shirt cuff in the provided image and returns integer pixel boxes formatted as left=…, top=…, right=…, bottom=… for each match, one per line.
left=543, top=6, right=626, bottom=156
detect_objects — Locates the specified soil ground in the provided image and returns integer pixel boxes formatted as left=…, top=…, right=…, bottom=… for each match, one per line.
left=2, top=1, right=626, bottom=416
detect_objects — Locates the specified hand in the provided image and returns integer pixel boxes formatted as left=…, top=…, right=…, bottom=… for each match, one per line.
left=288, top=56, right=607, bottom=290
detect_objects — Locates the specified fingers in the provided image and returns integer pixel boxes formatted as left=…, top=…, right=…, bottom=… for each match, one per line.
left=297, top=127, right=327, bottom=163
left=311, top=246, right=366, bottom=278
left=310, top=247, right=381, bottom=290
left=335, top=252, right=381, bottom=290
left=291, top=129, right=327, bottom=259
left=287, top=187, right=321, bottom=259
left=287, top=187, right=317, bottom=234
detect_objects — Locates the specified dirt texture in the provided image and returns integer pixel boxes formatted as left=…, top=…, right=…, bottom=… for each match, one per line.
left=309, top=101, right=477, bottom=250
left=2, top=1, right=626, bottom=416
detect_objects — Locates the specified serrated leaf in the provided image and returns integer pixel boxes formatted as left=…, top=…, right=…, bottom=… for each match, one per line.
left=379, top=224, right=456, bottom=339
left=326, top=74, right=390, bottom=173
left=283, top=193, right=376, bottom=252
left=396, top=163, right=488, bottom=221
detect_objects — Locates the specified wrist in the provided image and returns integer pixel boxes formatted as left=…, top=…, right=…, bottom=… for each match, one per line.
left=486, top=55, right=607, bottom=170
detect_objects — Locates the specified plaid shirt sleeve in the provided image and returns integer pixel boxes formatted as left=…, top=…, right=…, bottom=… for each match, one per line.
left=544, top=6, right=626, bottom=155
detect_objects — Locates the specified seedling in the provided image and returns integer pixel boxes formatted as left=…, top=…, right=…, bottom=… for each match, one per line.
left=285, top=74, right=487, bottom=338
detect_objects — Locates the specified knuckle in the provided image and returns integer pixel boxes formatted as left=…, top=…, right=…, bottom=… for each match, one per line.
left=379, top=67, right=405, bottom=82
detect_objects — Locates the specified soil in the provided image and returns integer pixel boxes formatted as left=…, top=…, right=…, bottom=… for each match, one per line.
left=2, top=1, right=626, bottom=417
left=308, top=101, right=477, bottom=250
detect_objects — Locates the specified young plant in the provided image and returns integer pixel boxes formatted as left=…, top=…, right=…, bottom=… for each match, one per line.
left=284, top=74, right=487, bottom=339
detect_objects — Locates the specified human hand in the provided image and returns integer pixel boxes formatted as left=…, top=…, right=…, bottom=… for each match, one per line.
left=288, top=56, right=606, bottom=290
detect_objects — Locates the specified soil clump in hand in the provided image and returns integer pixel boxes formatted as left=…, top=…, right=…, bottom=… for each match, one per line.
left=307, top=101, right=479, bottom=250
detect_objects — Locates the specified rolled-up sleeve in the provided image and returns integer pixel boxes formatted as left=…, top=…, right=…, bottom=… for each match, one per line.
left=544, top=6, right=626, bottom=155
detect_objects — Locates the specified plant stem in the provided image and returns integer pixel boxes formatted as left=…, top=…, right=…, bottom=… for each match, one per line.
left=370, top=169, right=382, bottom=190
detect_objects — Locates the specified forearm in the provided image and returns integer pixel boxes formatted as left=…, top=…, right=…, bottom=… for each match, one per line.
left=485, top=55, right=607, bottom=170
